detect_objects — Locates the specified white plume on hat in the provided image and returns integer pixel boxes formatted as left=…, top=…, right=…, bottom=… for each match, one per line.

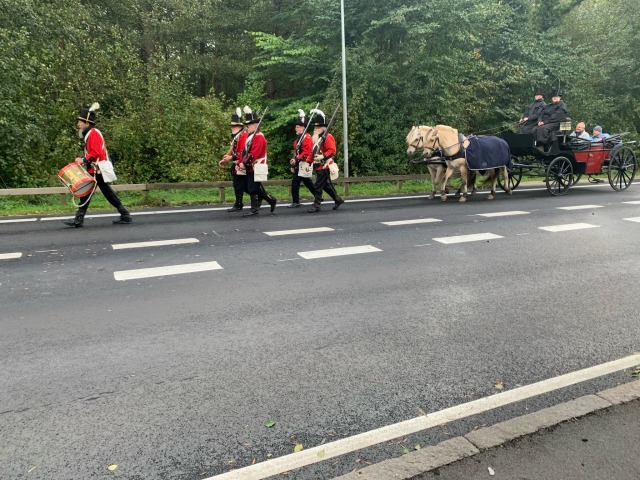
left=89, top=102, right=100, bottom=112
left=310, top=108, right=324, bottom=117
left=235, top=107, right=242, bottom=117
left=243, top=105, right=252, bottom=114
left=298, top=109, right=305, bottom=117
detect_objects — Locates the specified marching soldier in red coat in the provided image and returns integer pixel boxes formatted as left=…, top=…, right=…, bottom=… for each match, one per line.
left=238, top=106, right=277, bottom=216
left=63, top=103, right=132, bottom=227
left=219, top=108, right=248, bottom=212
left=308, top=110, right=344, bottom=213
left=288, top=109, right=321, bottom=209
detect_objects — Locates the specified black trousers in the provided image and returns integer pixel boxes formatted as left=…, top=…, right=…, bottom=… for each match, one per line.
left=232, top=173, right=249, bottom=206
left=77, top=173, right=129, bottom=216
left=247, top=173, right=275, bottom=212
left=291, top=167, right=318, bottom=204
left=314, top=169, right=341, bottom=203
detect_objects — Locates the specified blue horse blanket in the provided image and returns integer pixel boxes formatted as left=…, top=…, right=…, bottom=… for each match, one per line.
left=465, top=135, right=512, bottom=171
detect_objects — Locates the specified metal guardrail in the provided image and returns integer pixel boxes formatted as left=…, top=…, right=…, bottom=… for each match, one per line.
left=0, top=175, right=433, bottom=204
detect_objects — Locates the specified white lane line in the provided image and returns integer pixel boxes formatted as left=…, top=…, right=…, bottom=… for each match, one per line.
left=0, top=252, right=22, bottom=260
left=557, top=205, right=604, bottom=211
left=207, top=353, right=640, bottom=480
left=476, top=211, right=529, bottom=217
left=264, top=227, right=334, bottom=237
left=0, top=218, right=37, bottom=224
left=433, top=233, right=503, bottom=244
left=381, top=218, right=441, bottom=226
left=622, top=201, right=640, bottom=205
left=297, top=245, right=382, bottom=259
left=112, top=238, right=199, bottom=250
left=539, top=223, right=599, bottom=232
left=624, top=217, right=640, bottom=223
left=114, top=261, right=222, bottom=281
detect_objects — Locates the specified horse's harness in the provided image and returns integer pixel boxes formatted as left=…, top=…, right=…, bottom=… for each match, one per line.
left=413, top=131, right=466, bottom=161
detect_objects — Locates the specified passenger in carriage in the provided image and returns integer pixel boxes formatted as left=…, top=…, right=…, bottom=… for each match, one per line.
left=570, top=122, right=591, bottom=140
left=591, top=125, right=611, bottom=142
left=517, top=87, right=546, bottom=134
left=533, top=89, right=568, bottom=152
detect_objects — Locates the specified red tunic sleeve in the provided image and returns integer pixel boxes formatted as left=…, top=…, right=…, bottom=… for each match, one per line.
left=322, top=133, right=336, bottom=158
left=234, top=132, right=247, bottom=161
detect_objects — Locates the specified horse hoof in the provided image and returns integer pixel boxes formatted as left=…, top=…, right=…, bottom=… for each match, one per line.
left=428, top=193, right=436, bottom=200
left=487, top=194, right=494, bottom=200
left=459, top=196, right=466, bottom=203
left=441, top=196, right=448, bottom=202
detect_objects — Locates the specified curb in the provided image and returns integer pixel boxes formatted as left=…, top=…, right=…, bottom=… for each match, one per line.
left=332, top=379, right=640, bottom=480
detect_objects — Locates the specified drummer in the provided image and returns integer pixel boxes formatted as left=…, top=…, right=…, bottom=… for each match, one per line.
left=63, top=103, right=132, bottom=227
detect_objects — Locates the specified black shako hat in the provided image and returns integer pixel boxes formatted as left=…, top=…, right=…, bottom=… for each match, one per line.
left=534, top=87, right=545, bottom=96
left=230, top=107, right=243, bottom=126
left=551, top=89, right=563, bottom=97
left=295, top=109, right=306, bottom=126
left=243, top=105, right=259, bottom=125
left=78, top=102, right=100, bottom=124
left=310, top=108, right=327, bottom=127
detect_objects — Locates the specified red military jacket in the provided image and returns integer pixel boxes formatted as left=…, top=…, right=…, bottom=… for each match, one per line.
left=314, top=132, right=336, bottom=171
left=231, top=131, right=248, bottom=174
left=292, top=132, right=313, bottom=163
left=83, top=127, right=107, bottom=174
left=243, top=131, right=267, bottom=173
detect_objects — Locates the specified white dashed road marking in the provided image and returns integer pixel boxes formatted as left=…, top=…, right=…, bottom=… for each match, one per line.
left=381, top=218, right=441, bottom=226
left=297, top=245, right=382, bottom=259
left=0, top=218, right=37, bottom=224
left=539, top=223, right=599, bottom=232
left=557, top=205, right=604, bottom=210
left=476, top=211, right=529, bottom=217
left=206, top=354, right=640, bottom=480
left=264, top=227, right=334, bottom=236
left=622, top=201, right=640, bottom=205
left=0, top=252, right=22, bottom=260
left=623, top=217, right=640, bottom=223
left=114, top=261, right=223, bottom=281
left=433, top=233, right=503, bottom=244
left=112, top=238, right=200, bottom=250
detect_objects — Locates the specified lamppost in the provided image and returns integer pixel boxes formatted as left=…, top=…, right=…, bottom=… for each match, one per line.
left=340, top=0, right=349, bottom=177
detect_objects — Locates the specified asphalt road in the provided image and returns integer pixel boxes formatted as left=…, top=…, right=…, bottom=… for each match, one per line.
left=2, top=181, right=640, bottom=479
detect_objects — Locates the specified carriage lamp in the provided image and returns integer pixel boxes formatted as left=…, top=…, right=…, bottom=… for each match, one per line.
left=560, top=118, right=572, bottom=133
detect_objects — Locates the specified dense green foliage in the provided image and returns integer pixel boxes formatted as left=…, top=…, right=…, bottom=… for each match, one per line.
left=0, top=0, right=637, bottom=188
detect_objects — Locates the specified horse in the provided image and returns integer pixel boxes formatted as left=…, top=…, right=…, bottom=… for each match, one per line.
left=415, top=124, right=512, bottom=202
left=406, top=125, right=476, bottom=200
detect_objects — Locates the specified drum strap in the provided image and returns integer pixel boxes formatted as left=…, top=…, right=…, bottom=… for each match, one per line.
left=72, top=181, right=98, bottom=208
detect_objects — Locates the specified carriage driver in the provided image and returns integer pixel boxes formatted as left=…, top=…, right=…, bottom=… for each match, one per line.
left=533, top=89, right=568, bottom=151
left=517, top=87, right=546, bottom=134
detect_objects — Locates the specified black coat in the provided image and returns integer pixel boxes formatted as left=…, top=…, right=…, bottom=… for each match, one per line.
left=523, top=99, right=546, bottom=123
left=540, top=101, right=568, bottom=125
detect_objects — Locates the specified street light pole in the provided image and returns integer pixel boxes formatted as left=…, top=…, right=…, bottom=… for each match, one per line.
left=340, top=0, right=349, bottom=178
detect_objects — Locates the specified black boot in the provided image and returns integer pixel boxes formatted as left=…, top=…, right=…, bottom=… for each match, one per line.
left=227, top=203, right=243, bottom=212
left=268, top=196, right=277, bottom=213
left=113, top=207, right=132, bottom=224
left=333, top=197, right=345, bottom=210
left=63, top=210, right=85, bottom=227
left=243, top=195, right=260, bottom=216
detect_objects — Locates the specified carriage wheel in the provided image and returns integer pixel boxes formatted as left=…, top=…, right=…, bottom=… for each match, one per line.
left=497, top=159, right=523, bottom=192
left=546, top=156, right=573, bottom=196
left=608, top=146, right=637, bottom=191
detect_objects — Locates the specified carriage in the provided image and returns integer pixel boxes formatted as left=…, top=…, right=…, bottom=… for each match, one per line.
left=499, top=123, right=638, bottom=196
